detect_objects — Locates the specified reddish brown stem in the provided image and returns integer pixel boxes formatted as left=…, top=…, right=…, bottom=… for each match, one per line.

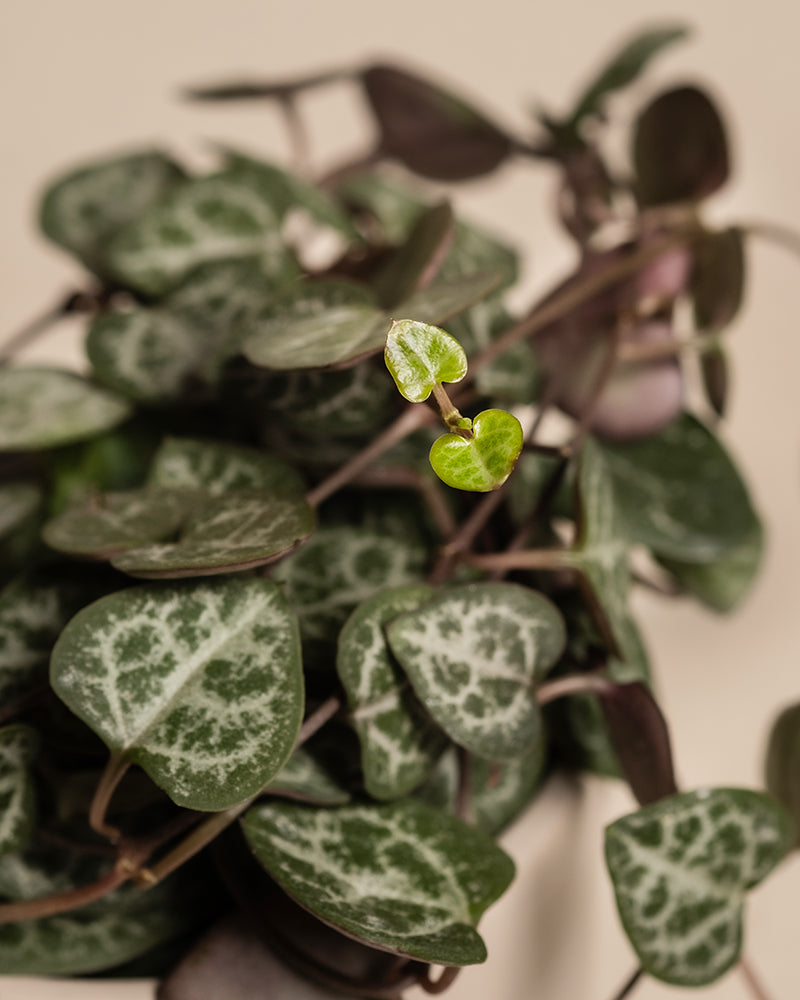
left=418, top=966, right=462, bottom=994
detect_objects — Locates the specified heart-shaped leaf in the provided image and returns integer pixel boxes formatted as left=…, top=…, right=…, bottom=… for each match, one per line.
left=765, top=702, right=800, bottom=846
left=51, top=577, right=304, bottom=810
left=384, top=319, right=467, bottom=402
left=147, top=436, right=304, bottom=496
left=605, top=788, right=792, bottom=986
left=107, top=171, right=292, bottom=296
left=111, top=488, right=314, bottom=579
left=701, top=345, right=729, bottom=418
left=0, top=368, right=132, bottom=452
left=241, top=798, right=515, bottom=965
left=387, top=582, right=565, bottom=760
left=0, top=725, right=39, bottom=857
left=361, top=64, right=512, bottom=182
left=241, top=280, right=388, bottom=371
left=429, top=408, right=523, bottom=492
left=336, top=584, right=446, bottom=800
left=38, top=149, right=185, bottom=273
left=373, top=201, right=455, bottom=309
left=42, top=488, right=190, bottom=559
left=633, top=86, right=729, bottom=206
left=266, top=746, right=350, bottom=806
left=566, top=24, right=689, bottom=130
left=601, top=414, right=759, bottom=563
left=692, top=228, right=746, bottom=333
left=272, top=526, right=427, bottom=649
left=393, top=270, right=505, bottom=328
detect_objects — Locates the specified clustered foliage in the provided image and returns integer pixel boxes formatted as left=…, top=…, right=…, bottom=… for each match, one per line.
left=1, top=23, right=798, bottom=999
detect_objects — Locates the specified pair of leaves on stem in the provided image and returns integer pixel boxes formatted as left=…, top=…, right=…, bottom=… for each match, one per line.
left=385, top=319, right=523, bottom=491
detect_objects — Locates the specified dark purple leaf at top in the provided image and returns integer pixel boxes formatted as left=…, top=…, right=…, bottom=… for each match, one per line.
left=633, top=85, right=730, bottom=206
left=361, top=64, right=513, bottom=181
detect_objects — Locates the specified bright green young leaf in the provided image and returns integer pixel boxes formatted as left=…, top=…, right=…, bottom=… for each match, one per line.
left=147, top=436, right=304, bottom=496
left=601, top=414, right=759, bottom=563
left=385, top=318, right=468, bottom=402
left=38, top=149, right=185, bottom=273
left=272, top=526, right=427, bottom=648
left=567, top=25, right=689, bottom=129
left=605, top=788, right=792, bottom=987
left=112, top=488, right=314, bottom=579
left=86, top=306, right=209, bottom=402
left=0, top=368, right=132, bottom=452
left=106, top=171, right=291, bottom=296
left=660, top=521, right=764, bottom=614
left=387, top=583, right=565, bottom=760
left=266, top=746, right=350, bottom=805
left=241, top=280, right=387, bottom=371
left=241, top=798, right=515, bottom=965
left=0, top=484, right=42, bottom=540
left=429, top=408, right=523, bottom=493
left=416, top=744, right=546, bottom=835
left=50, top=577, right=304, bottom=810
left=42, top=488, right=190, bottom=559
left=336, top=584, right=446, bottom=800
left=0, top=725, right=39, bottom=857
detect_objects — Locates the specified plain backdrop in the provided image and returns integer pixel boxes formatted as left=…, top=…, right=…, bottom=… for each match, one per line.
left=2, top=2, right=800, bottom=998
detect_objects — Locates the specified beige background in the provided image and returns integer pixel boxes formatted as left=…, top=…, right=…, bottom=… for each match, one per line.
left=2, top=1, right=800, bottom=997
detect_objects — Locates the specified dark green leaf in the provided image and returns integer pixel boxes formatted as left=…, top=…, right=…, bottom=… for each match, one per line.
left=361, top=64, right=512, bottom=181
left=242, top=798, right=515, bottom=964
left=387, top=583, right=565, bottom=760
left=605, top=788, right=792, bottom=986
left=50, top=577, right=304, bottom=810
left=701, top=345, right=729, bottom=418
left=633, top=86, right=729, bottom=206
left=337, top=584, right=445, bottom=800
left=267, top=746, right=350, bottom=805
left=0, top=484, right=42, bottom=540
left=692, top=228, right=746, bottom=333
left=0, top=725, right=39, bottom=857
left=42, top=488, right=190, bottom=559
left=765, top=702, right=800, bottom=846
left=601, top=414, right=759, bottom=562
left=38, top=149, right=185, bottom=273
left=567, top=24, right=689, bottom=129
left=373, top=201, right=455, bottom=309
left=148, top=436, right=304, bottom=496
left=393, top=271, right=505, bottom=328
left=112, top=488, right=314, bottom=579
left=0, top=368, right=131, bottom=452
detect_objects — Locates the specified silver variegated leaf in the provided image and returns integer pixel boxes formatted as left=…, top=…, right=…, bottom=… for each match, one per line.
left=387, top=583, right=565, bottom=760
left=241, top=280, right=388, bottom=371
left=267, top=746, right=349, bottom=805
left=337, top=584, right=446, bottom=800
left=272, top=526, right=427, bottom=647
left=42, top=488, right=190, bottom=559
left=112, top=488, right=314, bottom=579
left=50, top=577, right=304, bottom=810
left=107, top=171, right=291, bottom=296
left=241, top=798, right=515, bottom=965
left=0, top=725, right=39, bottom=857
left=0, top=368, right=132, bottom=452
left=601, top=414, right=759, bottom=563
left=148, top=436, right=304, bottom=496
left=605, top=788, right=792, bottom=987
left=38, top=149, right=185, bottom=272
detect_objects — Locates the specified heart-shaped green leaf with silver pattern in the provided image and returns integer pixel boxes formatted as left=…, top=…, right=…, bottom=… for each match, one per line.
left=387, top=582, right=565, bottom=760
left=605, top=787, right=792, bottom=987
left=241, top=798, right=515, bottom=966
left=0, top=725, right=39, bottom=858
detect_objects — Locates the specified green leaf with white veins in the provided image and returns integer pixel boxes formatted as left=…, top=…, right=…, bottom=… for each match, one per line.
left=337, top=584, right=446, bottom=800
left=273, top=526, right=427, bottom=647
left=0, top=368, right=132, bottom=452
left=267, top=746, right=350, bottom=805
left=42, top=488, right=190, bottom=559
left=112, top=488, right=314, bottom=579
left=384, top=318, right=467, bottom=402
left=242, top=280, right=387, bottom=371
left=241, top=798, right=515, bottom=965
left=0, top=725, right=39, bottom=857
left=50, top=577, right=304, bottom=810
left=148, top=436, right=304, bottom=496
left=605, top=788, right=792, bottom=987
left=39, top=149, right=185, bottom=273
left=601, top=414, right=759, bottom=563
left=107, top=171, right=291, bottom=296
left=387, top=583, right=565, bottom=760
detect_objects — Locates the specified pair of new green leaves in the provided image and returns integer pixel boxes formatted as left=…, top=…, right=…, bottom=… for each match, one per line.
left=385, top=318, right=523, bottom=491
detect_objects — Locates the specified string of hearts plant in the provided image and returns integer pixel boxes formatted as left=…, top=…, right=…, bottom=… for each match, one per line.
left=2, top=22, right=800, bottom=1000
